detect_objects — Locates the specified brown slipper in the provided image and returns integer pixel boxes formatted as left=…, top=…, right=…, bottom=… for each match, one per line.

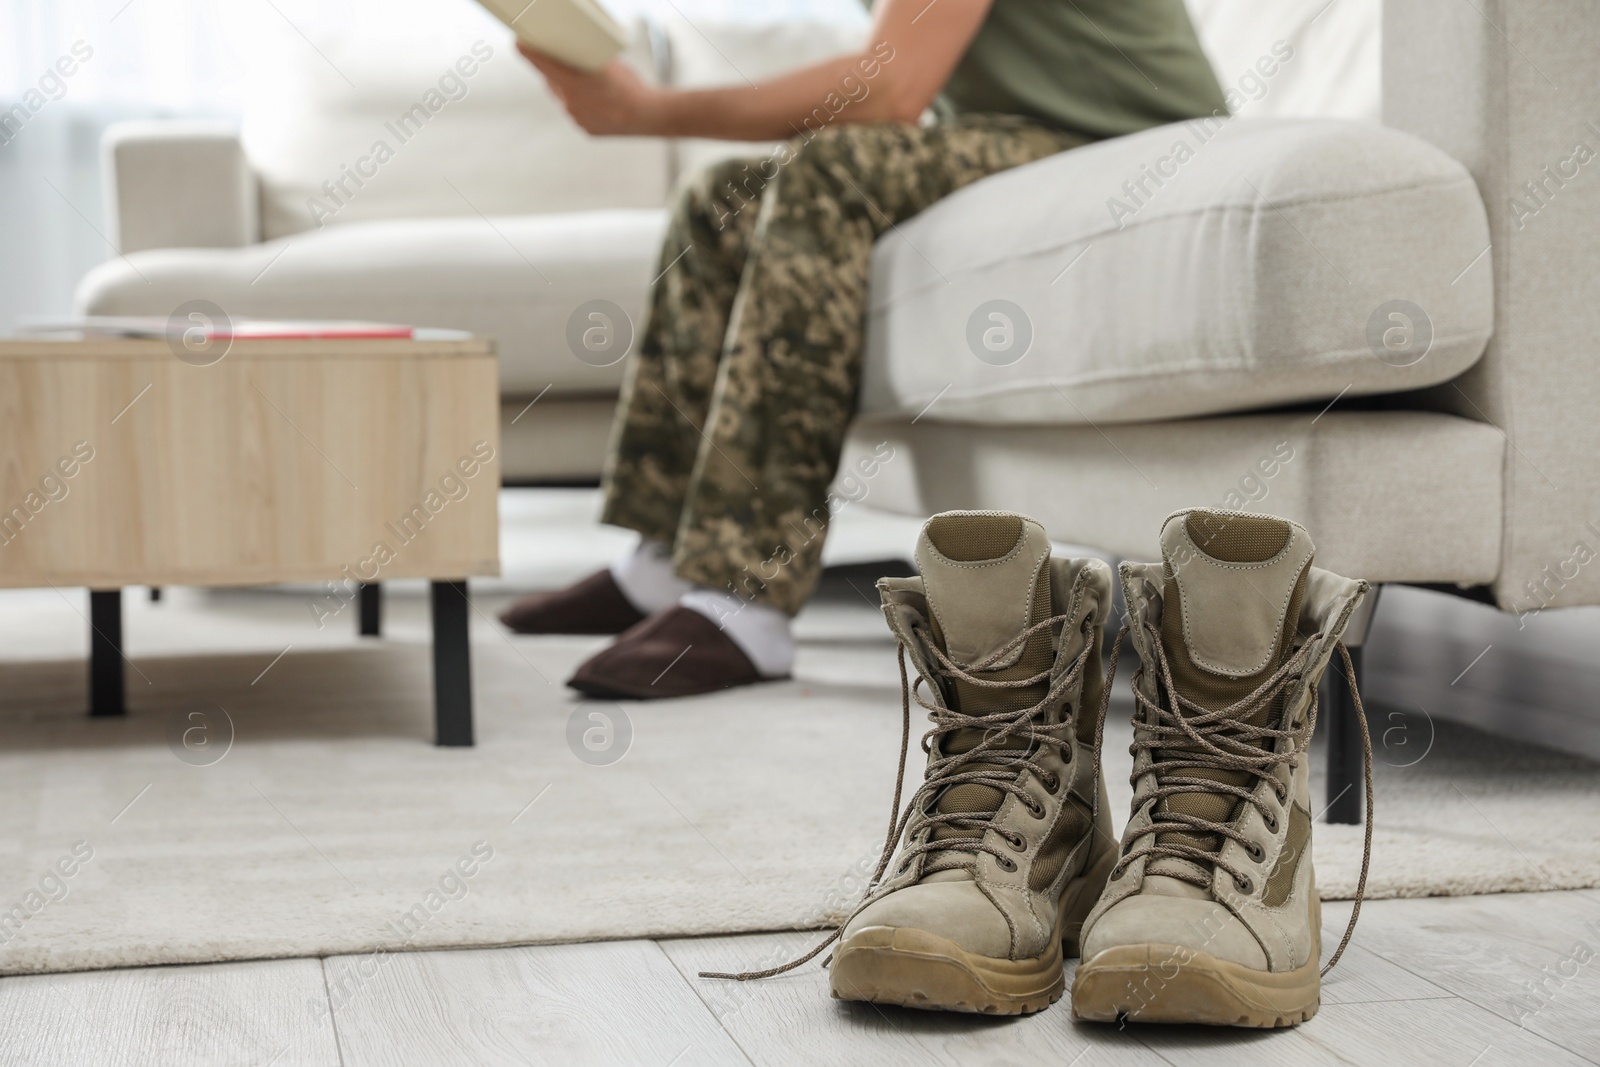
left=499, top=569, right=647, bottom=635
left=567, top=606, right=787, bottom=700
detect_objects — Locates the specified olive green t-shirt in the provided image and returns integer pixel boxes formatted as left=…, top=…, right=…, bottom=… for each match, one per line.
left=927, top=0, right=1228, bottom=139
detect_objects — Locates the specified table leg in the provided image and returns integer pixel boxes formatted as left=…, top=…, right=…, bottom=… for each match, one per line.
left=430, top=580, right=473, bottom=746
left=358, top=581, right=382, bottom=637
left=89, top=588, right=125, bottom=717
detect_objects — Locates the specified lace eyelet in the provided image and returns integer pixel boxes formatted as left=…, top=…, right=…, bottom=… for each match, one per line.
left=1004, top=831, right=1027, bottom=853
left=1245, top=842, right=1265, bottom=863
left=996, top=855, right=1018, bottom=873
left=1027, top=799, right=1046, bottom=820
left=1235, top=874, right=1254, bottom=894
left=1042, top=771, right=1061, bottom=794
left=1263, top=812, right=1279, bottom=833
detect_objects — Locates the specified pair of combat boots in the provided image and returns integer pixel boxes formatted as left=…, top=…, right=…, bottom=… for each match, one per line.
left=712, top=507, right=1373, bottom=1028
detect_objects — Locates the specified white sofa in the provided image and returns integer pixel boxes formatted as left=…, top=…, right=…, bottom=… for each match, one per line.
left=75, top=0, right=1599, bottom=621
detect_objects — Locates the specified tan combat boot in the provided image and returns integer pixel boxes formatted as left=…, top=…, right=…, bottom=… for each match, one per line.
left=1071, top=508, right=1372, bottom=1028
left=826, top=510, right=1119, bottom=1014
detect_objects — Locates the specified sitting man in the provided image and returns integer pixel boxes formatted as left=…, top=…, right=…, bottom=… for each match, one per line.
left=501, top=0, right=1225, bottom=699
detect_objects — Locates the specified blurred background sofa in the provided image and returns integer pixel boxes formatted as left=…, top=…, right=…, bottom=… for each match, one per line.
left=76, top=1, right=1428, bottom=493
left=69, top=1, right=1600, bottom=761
left=75, top=16, right=875, bottom=484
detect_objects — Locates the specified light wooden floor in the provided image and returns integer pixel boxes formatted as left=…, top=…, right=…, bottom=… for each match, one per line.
left=2, top=891, right=1595, bottom=1066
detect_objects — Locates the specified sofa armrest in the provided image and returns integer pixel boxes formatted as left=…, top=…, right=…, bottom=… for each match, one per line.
left=102, top=121, right=258, bottom=254
left=1385, top=0, right=1600, bottom=611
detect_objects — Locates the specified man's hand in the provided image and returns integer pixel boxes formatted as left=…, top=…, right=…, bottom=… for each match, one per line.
left=516, top=0, right=992, bottom=141
left=518, top=45, right=663, bottom=136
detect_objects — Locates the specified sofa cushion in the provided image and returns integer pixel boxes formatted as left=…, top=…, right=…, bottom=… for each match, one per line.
left=75, top=209, right=667, bottom=397
left=851, top=408, right=1504, bottom=584
left=859, top=117, right=1493, bottom=425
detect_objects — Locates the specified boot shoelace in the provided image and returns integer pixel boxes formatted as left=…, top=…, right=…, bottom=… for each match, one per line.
left=1093, top=620, right=1374, bottom=976
left=700, top=616, right=1374, bottom=982
left=701, top=609, right=1111, bottom=981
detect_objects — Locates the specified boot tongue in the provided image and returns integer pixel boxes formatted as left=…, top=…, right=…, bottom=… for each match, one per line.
left=1145, top=510, right=1315, bottom=893
left=913, top=512, right=1055, bottom=883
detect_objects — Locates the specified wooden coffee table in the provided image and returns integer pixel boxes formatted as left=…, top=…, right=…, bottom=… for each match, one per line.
left=0, top=334, right=500, bottom=745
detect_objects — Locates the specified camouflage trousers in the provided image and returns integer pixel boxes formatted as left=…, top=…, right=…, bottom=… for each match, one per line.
left=600, top=116, right=1083, bottom=616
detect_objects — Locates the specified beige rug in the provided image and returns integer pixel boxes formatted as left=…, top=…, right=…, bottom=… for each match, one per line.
left=2, top=494, right=1597, bottom=977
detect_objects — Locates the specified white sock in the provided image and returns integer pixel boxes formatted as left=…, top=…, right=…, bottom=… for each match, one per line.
left=609, top=539, right=692, bottom=615
left=679, top=587, right=795, bottom=679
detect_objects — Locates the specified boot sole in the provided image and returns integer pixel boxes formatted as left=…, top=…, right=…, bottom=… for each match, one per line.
left=1072, top=889, right=1322, bottom=1028
left=1071, top=888, right=1323, bottom=1032
left=828, top=844, right=1117, bottom=1015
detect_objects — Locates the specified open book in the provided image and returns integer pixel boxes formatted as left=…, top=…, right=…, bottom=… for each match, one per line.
left=474, top=0, right=628, bottom=73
